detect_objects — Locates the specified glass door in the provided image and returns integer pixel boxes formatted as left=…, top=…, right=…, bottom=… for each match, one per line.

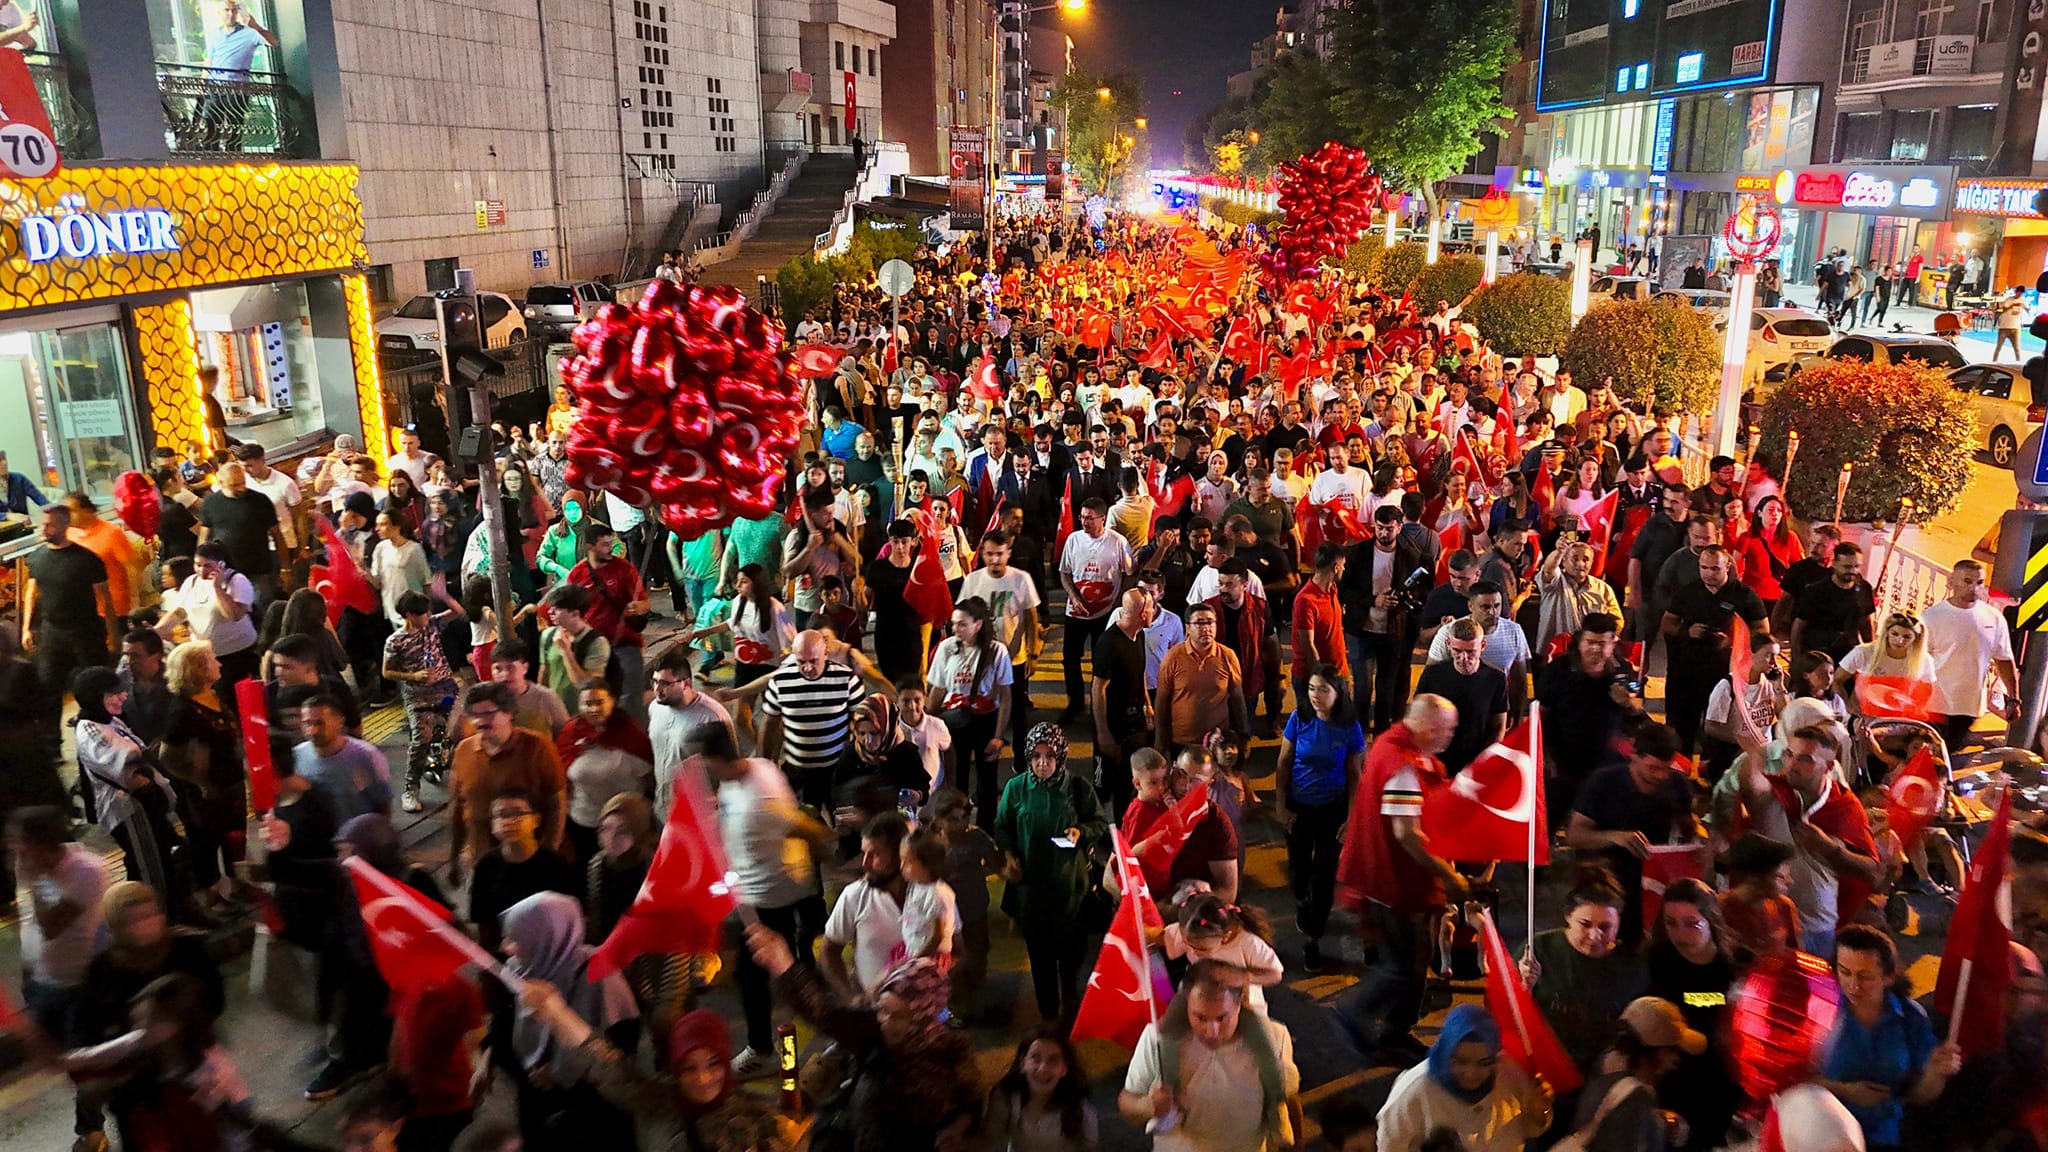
left=38, top=323, right=141, bottom=507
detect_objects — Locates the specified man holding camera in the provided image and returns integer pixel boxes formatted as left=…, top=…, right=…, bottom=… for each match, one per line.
left=1339, top=506, right=1431, bottom=734
left=1536, top=612, right=1645, bottom=824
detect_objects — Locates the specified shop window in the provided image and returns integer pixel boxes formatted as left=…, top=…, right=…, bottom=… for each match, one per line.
left=365, top=264, right=395, bottom=305
left=190, top=282, right=328, bottom=454
left=0, top=321, right=142, bottom=512
left=425, top=258, right=458, bottom=292
left=1890, top=109, right=1934, bottom=160
left=1948, top=104, right=1996, bottom=161
left=1836, top=112, right=1885, bottom=161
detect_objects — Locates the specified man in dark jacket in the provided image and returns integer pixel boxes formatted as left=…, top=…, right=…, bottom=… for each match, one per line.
left=1339, top=506, right=1431, bottom=733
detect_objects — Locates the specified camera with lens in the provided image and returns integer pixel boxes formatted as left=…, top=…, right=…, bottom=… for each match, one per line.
left=1394, top=565, right=1433, bottom=612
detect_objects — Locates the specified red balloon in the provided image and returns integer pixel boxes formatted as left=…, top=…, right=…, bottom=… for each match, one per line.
left=1726, top=950, right=1841, bottom=1103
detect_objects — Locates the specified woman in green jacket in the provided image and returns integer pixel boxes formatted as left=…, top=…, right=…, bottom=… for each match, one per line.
left=538, top=488, right=595, bottom=584
left=994, top=722, right=1105, bottom=1024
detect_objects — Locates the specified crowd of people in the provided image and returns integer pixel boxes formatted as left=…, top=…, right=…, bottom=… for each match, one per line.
left=2, top=206, right=2042, bottom=1152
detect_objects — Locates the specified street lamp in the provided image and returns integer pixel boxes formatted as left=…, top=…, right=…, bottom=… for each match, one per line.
left=1096, top=87, right=1112, bottom=100
left=988, top=0, right=1086, bottom=260
left=1134, top=117, right=1147, bottom=130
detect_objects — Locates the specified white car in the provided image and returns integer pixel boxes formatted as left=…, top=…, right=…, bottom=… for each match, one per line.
left=1744, top=306, right=1833, bottom=388
left=1949, top=363, right=2043, bottom=468
left=376, top=291, right=524, bottom=353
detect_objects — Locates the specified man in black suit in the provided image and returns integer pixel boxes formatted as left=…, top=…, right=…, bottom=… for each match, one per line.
left=1067, top=443, right=1118, bottom=509
left=1338, top=505, right=1432, bottom=733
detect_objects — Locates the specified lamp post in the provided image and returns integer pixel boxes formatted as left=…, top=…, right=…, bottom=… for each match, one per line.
left=1482, top=228, right=1500, bottom=284
left=1713, top=196, right=1782, bottom=457
left=1383, top=205, right=1398, bottom=249
left=987, top=0, right=1086, bottom=262
left=1569, top=238, right=1593, bottom=325
left=1425, top=215, right=1442, bottom=265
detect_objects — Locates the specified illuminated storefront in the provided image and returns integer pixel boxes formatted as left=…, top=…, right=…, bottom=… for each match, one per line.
left=0, top=162, right=386, bottom=532
left=1948, top=178, right=2048, bottom=299
left=1761, top=162, right=1954, bottom=289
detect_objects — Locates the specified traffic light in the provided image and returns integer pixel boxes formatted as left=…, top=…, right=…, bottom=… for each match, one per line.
left=434, top=293, right=504, bottom=464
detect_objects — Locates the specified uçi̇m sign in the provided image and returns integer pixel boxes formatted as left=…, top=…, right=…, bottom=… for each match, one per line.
left=0, top=163, right=367, bottom=312
left=1770, top=164, right=1954, bottom=220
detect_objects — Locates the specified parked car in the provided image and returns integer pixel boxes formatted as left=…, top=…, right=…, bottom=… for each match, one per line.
left=1744, top=306, right=1834, bottom=391
left=523, top=280, right=616, bottom=336
left=1591, top=275, right=1652, bottom=300
left=376, top=291, right=524, bottom=353
left=1819, top=332, right=1970, bottom=371
left=1654, top=288, right=1732, bottom=312
left=1950, top=362, right=2043, bottom=467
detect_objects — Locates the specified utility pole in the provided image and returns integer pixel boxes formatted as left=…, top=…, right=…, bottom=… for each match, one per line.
left=469, top=383, right=516, bottom=632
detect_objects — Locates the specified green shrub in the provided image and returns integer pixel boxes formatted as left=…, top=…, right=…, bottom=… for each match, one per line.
left=1377, top=241, right=1428, bottom=295
left=773, top=255, right=834, bottom=329
left=1561, top=297, right=1721, bottom=415
left=1463, top=273, right=1572, bottom=356
left=1339, top=239, right=1385, bottom=284
left=1411, top=255, right=1484, bottom=310
left=1757, top=357, right=1977, bottom=523
left=1200, top=195, right=1282, bottom=229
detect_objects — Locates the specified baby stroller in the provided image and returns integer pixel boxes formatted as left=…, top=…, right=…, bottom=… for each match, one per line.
left=1859, top=716, right=2007, bottom=931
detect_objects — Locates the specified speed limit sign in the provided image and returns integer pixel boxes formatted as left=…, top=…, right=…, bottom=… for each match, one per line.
left=0, top=50, right=60, bottom=178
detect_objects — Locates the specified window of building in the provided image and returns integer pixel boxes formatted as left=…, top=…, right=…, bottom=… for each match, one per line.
left=835, top=41, right=845, bottom=71
left=1890, top=108, right=1934, bottom=159
left=1914, top=0, right=1954, bottom=38
left=190, top=281, right=330, bottom=453
left=0, top=319, right=142, bottom=511
left=1836, top=111, right=1885, bottom=160
left=365, top=264, right=395, bottom=306
left=1948, top=103, right=1997, bottom=160
left=868, top=47, right=877, bottom=75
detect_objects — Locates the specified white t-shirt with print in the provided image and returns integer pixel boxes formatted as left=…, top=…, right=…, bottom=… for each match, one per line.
left=924, top=637, right=1015, bottom=714
left=1058, top=529, right=1132, bottom=619
left=823, top=877, right=906, bottom=996
left=959, top=566, right=1042, bottom=655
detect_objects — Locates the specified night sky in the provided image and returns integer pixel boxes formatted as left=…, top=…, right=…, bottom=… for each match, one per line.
left=1041, top=0, right=1276, bottom=167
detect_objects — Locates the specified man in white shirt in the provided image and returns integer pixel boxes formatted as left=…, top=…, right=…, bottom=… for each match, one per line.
left=646, top=646, right=733, bottom=817
left=1120, top=961, right=1301, bottom=1152
left=1919, top=560, right=2018, bottom=750
left=960, top=528, right=1042, bottom=752
left=236, top=443, right=304, bottom=553
left=10, top=806, right=106, bottom=1147
left=698, top=726, right=832, bottom=1075
left=821, top=811, right=911, bottom=1001
left=1306, top=442, right=1368, bottom=512
left=384, top=425, right=444, bottom=489
left=1058, top=498, right=1133, bottom=720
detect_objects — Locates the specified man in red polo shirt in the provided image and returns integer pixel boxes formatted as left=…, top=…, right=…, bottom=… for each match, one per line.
left=568, top=521, right=649, bottom=716
left=1291, top=542, right=1348, bottom=702
left=1334, top=693, right=1465, bottom=1062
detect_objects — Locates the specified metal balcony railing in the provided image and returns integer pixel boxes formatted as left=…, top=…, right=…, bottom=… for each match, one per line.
left=157, top=62, right=305, bottom=157
left=23, top=53, right=92, bottom=154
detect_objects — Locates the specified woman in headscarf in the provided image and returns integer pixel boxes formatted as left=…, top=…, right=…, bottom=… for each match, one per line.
left=992, top=723, right=1106, bottom=1024
left=493, top=891, right=640, bottom=1152
left=555, top=683, right=655, bottom=868
left=833, top=693, right=932, bottom=830
left=585, top=793, right=702, bottom=1051
left=514, top=991, right=791, bottom=1152
left=739, top=927, right=979, bottom=1152
left=538, top=488, right=597, bottom=585
left=73, top=666, right=187, bottom=914
left=1376, top=1004, right=1553, bottom=1152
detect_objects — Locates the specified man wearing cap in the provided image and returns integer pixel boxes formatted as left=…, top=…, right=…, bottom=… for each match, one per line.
left=1566, top=999, right=1708, bottom=1147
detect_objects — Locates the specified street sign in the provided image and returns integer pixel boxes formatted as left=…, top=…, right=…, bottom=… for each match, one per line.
left=532, top=249, right=549, bottom=270
left=877, top=258, right=914, bottom=297
left=2022, top=427, right=2048, bottom=502
left=2019, top=522, right=2048, bottom=631
left=0, top=51, right=60, bottom=178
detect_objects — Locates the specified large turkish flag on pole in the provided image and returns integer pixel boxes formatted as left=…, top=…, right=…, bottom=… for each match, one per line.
left=1420, top=713, right=1549, bottom=865
left=589, top=763, right=738, bottom=979
left=1072, top=829, right=1169, bottom=1049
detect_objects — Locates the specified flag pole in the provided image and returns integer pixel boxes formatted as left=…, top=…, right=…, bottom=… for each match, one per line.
left=1526, top=700, right=1539, bottom=960
left=1953, top=957, right=1975, bottom=1030
left=1487, top=911, right=1535, bottom=1056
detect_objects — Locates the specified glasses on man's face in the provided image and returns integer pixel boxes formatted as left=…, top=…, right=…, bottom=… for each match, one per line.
left=652, top=675, right=686, bottom=689
left=468, top=707, right=506, bottom=723
left=490, top=808, right=535, bottom=824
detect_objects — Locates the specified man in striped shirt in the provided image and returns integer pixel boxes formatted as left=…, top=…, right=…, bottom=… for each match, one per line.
left=760, top=630, right=867, bottom=806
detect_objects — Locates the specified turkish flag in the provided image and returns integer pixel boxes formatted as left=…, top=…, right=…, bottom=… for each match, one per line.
left=1883, top=747, right=1945, bottom=846
left=1139, top=329, right=1175, bottom=371
left=1421, top=714, right=1549, bottom=864
left=1453, top=429, right=1500, bottom=490
left=1494, top=408, right=1519, bottom=472
left=1857, top=675, right=1936, bottom=721
left=1136, top=781, right=1212, bottom=876
left=1221, top=315, right=1259, bottom=362
left=881, top=336, right=899, bottom=376
left=344, top=856, right=498, bottom=1003
left=1081, top=310, right=1113, bottom=349
left=1480, top=910, right=1584, bottom=1093
left=1729, top=613, right=1754, bottom=694
left=1054, top=476, right=1075, bottom=560
left=1578, top=489, right=1620, bottom=578
left=1609, top=505, right=1653, bottom=575
left=1641, top=845, right=1708, bottom=933
left=1073, top=829, right=1170, bottom=1049
left=234, top=678, right=277, bottom=813
left=904, top=508, right=956, bottom=627
left=968, top=355, right=1002, bottom=402
left=787, top=344, right=844, bottom=379
left=1529, top=466, right=1556, bottom=531
left=1277, top=349, right=1314, bottom=396
left=1435, top=519, right=1469, bottom=583
left=312, top=518, right=378, bottom=626
left=1934, top=787, right=2014, bottom=1057
left=589, top=764, right=738, bottom=979
left=1155, top=473, right=1196, bottom=520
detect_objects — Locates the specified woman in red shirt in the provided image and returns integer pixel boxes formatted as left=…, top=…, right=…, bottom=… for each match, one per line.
left=1736, top=495, right=1804, bottom=613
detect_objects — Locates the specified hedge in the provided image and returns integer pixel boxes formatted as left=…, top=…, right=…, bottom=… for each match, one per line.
left=1411, top=255, right=1485, bottom=311
left=1200, top=196, right=1283, bottom=229
left=1756, top=357, right=1977, bottom=523
left=1561, top=297, right=1721, bottom=415
left=1462, top=273, right=1572, bottom=357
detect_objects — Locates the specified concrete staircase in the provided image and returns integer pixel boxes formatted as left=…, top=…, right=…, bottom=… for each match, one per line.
left=698, top=154, right=861, bottom=287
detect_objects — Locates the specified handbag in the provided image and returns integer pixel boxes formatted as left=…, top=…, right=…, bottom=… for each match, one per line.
left=1551, top=1076, right=1647, bottom=1152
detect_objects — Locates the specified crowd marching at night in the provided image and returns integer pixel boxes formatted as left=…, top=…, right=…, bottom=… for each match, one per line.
left=4, top=207, right=2046, bottom=1152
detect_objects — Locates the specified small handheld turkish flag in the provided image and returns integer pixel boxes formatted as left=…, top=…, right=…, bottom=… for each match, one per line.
left=588, top=764, right=738, bottom=979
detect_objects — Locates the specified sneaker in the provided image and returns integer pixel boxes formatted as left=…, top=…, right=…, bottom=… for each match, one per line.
left=731, top=1046, right=774, bottom=1079
left=1302, top=939, right=1325, bottom=975
left=400, top=787, right=422, bottom=814
left=304, top=1061, right=360, bottom=1101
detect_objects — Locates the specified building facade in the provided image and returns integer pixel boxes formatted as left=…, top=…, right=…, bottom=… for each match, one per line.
left=0, top=0, right=391, bottom=558
left=880, top=0, right=995, bottom=175
left=756, top=0, right=897, bottom=158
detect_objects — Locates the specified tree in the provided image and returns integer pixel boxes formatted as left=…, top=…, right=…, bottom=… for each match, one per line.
left=1245, top=52, right=1344, bottom=177
left=1051, top=70, right=1147, bottom=199
left=1760, top=358, right=1978, bottom=523
left=1561, top=298, right=1722, bottom=415
left=1463, top=274, right=1572, bottom=356
left=1325, top=0, right=1517, bottom=214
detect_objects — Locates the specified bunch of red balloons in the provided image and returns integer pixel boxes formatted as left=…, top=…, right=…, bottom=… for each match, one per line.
left=1726, top=948, right=1843, bottom=1102
left=559, top=279, right=802, bottom=538
left=1259, top=141, right=1383, bottom=284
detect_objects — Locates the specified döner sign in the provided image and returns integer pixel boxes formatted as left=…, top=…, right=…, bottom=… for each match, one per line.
left=20, top=207, right=179, bottom=263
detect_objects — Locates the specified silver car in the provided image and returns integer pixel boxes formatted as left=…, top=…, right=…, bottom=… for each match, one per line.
left=1950, top=363, right=2042, bottom=468
left=523, top=280, right=616, bottom=337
